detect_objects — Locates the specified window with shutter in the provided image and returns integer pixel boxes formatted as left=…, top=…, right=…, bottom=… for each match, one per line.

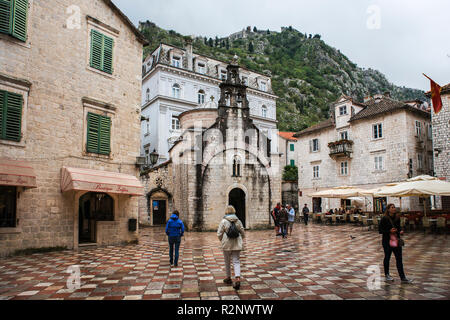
left=0, top=89, right=23, bottom=142
left=90, top=29, right=114, bottom=74
left=87, top=112, right=111, bottom=155
left=0, top=0, right=28, bottom=42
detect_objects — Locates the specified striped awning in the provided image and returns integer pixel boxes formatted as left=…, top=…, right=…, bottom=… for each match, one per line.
left=61, top=167, right=144, bottom=196
left=0, top=159, right=37, bottom=188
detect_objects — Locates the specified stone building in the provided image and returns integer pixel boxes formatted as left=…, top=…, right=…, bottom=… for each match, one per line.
left=430, top=83, right=450, bottom=210
left=139, top=62, right=281, bottom=230
left=294, top=94, right=433, bottom=213
left=140, top=42, right=278, bottom=166
left=0, top=0, right=147, bottom=256
left=278, top=132, right=299, bottom=211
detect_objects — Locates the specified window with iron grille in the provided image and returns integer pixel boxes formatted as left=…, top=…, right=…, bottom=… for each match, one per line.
left=90, top=29, right=114, bottom=74
left=0, top=0, right=28, bottom=42
left=313, top=165, right=320, bottom=178
left=0, top=186, right=16, bottom=228
left=340, top=161, right=348, bottom=175
left=0, top=89, right=23, bottom=142
left=86, top=112, right=111, bottom=155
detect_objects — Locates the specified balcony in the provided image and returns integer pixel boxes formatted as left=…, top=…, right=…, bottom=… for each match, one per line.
left=328, top=140, right=353, bottom=159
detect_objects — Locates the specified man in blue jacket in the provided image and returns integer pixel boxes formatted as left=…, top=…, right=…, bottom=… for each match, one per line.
left=165, top=210, right=185, bottom=267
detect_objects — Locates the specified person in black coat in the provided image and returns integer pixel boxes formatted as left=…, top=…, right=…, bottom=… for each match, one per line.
left=378, top=204, right=412, bottom=283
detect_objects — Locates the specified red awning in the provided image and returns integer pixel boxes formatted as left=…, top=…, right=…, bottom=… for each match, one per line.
left=0, top=158, right=37, bottom=188
left=61, top=167, right=144, bottom=196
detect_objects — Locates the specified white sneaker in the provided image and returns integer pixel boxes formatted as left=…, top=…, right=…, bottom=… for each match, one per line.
left=385, top=275, right=394, bottom=282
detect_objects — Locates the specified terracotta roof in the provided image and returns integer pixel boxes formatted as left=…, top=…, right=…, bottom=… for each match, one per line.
left=278, top=132, right=298, bottom=141
left=102, top=0, right=148, bottom=45
left=350, top=97, right=430, bottom=122
left=293, top=119, right=334, bottom=138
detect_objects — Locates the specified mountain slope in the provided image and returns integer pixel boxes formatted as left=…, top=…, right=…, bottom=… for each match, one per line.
left=139, top=21, right=426, bottom=132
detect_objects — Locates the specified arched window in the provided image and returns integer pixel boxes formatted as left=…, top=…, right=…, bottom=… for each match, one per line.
left=198, top=90, right=205, bottom=104
left=146, top=88, right=150, bottom=102
left=232, top=156, right=241, bottom=177
left=172, top=83, right=180, bottom=99
left=262, top=105, right=268, bottom=118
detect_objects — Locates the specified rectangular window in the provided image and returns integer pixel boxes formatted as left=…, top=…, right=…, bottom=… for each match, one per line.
left=171, top=117, right=180, bottom=130
left=86, top=112, right=111, bottom=155
left=417, top=154, right=423, bottom=170
left=374, top=156, right=384, bottom=171
left=290, top=159, right=295, bottom=167
left=197, top=63, right=205, bottom=74
left=415, top=120, right=422, bottom=136
left=311, top=139, right=319, bottom=152
left=260, top=82, right=267, bottom=91
left=340, top=131, right=348, bottom=140
left=340, top=161, right=348, bottom=175
left=339, top=105, right=347, bottom=116
left=172, top=56, right=181, bottom=68
left=0, top=186, right=16, bottom=228
left=313, top=165, right=320, bottom=179
left=0, top=89, right=23, bottom=142
left=0, top=0, right=28, bottom=42
left=220, top=70, right=227, bottom=80
left=373, top=123, right=383, bottom=139
left=290, top=143, right=295, bottom=152
left=409, top=158, right=413, bottom=176
left=90, top=29, right=114, bottom=74
left=427, top=124, right=432, bottom=140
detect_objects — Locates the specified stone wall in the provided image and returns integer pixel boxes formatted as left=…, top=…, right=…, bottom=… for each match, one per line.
left=432, top=92, right=450, bottom=209
left=0, top=0, right=144, bottom=256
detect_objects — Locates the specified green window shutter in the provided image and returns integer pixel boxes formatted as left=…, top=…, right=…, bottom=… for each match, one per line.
left=0, top=90, right=22, bottom=142
left=0, top=0, right=11, bottom=35
left=99, top=115, right=111, bottom=155
left=11, top=0, right=28, bottom=42
left=290, top=144, right=294, bottom=151
left=102, top=35, right=114, bottom=74
left=290, top=159, right=295, bottom=167
left=90, top=29, right=114, bottom=74
left=90, top=30, right=103, bottom=71
left=86, top=112, right=100, bottom=153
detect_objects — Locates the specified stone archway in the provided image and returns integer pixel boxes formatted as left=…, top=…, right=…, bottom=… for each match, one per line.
left=229, top=188, right=246, bottom=228
left=147, top=188, right=173, bottom=226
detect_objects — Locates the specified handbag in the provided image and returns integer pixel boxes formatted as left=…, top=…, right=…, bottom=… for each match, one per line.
left=388, top=216, right=405, bottom=247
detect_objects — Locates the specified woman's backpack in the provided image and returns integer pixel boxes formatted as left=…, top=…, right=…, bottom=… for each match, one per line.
left=226, top=221, right=240, bottom=239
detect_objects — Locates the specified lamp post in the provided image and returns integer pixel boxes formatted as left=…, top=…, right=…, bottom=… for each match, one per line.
left=149, top=149, right=159, bottom=167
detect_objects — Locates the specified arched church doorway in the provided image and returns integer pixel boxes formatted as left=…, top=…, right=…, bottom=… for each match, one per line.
left=228, top=188, right=246, bottom=228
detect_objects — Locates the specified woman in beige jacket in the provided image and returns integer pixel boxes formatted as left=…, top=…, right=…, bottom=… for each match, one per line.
left=217, top=205, right=245, bottom=290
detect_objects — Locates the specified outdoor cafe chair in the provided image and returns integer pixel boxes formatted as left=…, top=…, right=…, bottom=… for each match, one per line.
left=437, top=217, right=446, bottom=235
left=400, top=217, right=407, bottom=230
left=331, top=214, right=337, bottom=225
left=362, top=217, right=370, bottom=231
left=422, top=217, right=431, bottom=234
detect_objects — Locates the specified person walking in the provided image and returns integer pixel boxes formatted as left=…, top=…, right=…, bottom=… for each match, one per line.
left=165, top=210, right=185, bottom=267
left=287, top=204, right=296, bottom=236
left=302, top=204, right=310, bottom=225
left=378, top=204, right=413, bottom=283
left=278, top=205, right=289, bottom=238
left=217, top=205, right=245, bottom=290
left=271, top=203, right=281, bottom=236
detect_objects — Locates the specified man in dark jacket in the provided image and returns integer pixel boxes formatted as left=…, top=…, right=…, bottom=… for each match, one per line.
left=165, top=210, right=185, bottom=267
left=271, top=203, right=281, bottom=236
left=278, top=205, right=289, bottom=238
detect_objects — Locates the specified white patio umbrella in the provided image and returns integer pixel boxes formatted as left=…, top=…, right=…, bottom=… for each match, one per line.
left=374, top=178, right=450, bottom=216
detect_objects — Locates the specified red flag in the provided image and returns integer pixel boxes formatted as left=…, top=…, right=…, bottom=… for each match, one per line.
left=423, top=74, right=443, bottom=114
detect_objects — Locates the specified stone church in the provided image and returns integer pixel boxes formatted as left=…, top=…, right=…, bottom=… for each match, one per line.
left=139, top=61, right=281, bottom=230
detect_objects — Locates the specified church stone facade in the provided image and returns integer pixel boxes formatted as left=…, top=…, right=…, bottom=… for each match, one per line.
left=139, top=63, right=281, bottom=230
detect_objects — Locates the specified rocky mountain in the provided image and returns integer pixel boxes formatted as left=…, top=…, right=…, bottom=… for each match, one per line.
left=139, top=22, right=427, bottom=132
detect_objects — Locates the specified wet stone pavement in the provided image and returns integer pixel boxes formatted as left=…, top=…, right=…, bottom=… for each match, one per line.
left=0, top=223, right=449, bottom=300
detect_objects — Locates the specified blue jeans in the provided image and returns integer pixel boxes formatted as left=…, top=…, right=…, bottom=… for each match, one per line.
left=168, top=236, right=181, bottom=265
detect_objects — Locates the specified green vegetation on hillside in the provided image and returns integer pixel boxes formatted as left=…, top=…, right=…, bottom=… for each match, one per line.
left=139, top=21, right=426, bottom=132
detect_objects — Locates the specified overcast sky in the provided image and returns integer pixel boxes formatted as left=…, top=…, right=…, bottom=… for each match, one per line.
left=113, top=0, right=450, bottom=91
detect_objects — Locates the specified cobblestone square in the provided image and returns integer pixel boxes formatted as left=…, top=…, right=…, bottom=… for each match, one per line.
left=0, top=224, right=449, bottom=300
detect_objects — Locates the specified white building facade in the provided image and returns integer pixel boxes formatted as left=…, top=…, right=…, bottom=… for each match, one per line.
left=140, top=42, right=278, bottom=165
left=295, top=94, right=433, bottom=213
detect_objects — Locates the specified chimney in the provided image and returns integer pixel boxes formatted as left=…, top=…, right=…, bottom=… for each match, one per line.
left=374, top=94, right=383, bottom=103
left=384, top=91, right=391, bottom=98
left=185, top=37, right=193, bottom=71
